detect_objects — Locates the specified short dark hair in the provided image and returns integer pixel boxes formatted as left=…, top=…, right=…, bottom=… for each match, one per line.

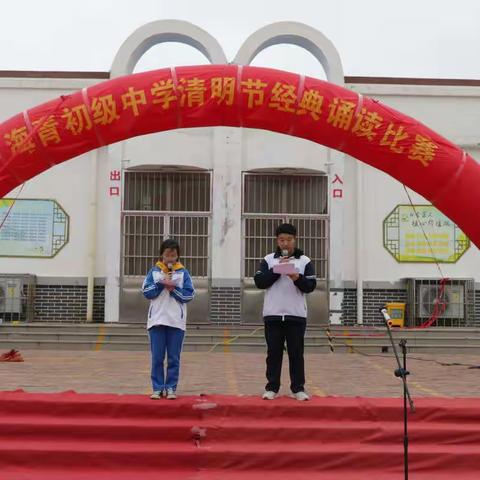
left=275, top=223, right=297, bottom=237
left=160, top=238, right=181, bottom=258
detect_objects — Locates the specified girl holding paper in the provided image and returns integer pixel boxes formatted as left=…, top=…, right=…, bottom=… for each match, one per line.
left=142, top=239, right=195, bottom=400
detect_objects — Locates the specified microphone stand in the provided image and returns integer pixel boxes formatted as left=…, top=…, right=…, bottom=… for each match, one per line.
left=380, top=308, right=415, bottom=480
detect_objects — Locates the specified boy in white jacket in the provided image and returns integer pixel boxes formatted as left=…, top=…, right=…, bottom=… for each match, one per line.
left=142, top=239, right=195, bottom=400
left=254, top=223, right=317, bottom=401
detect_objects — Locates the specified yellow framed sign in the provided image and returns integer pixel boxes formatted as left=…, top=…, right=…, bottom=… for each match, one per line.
left=0, top=199, right=69, bottom=258
left=383, top=205, right=469, bottom=263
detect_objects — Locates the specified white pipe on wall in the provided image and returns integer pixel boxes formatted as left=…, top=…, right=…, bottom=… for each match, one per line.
left=356, top=161, right=363, bottom=325
left=86, top=150, right=99, bottom=323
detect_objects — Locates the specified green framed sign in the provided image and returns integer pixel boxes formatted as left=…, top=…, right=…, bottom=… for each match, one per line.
left=383, top=204, right=469, bottom=263
left=0, top=199, right=69, bottom=258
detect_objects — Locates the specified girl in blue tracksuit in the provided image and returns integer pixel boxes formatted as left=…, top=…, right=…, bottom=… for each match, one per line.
left=142, top=239, right=195, bottom=400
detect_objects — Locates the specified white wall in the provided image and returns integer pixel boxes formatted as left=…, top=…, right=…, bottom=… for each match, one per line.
left=242, top=128, right=328, bottom=172
left=348, top=82, right=480, bottom=284
left=358, top=159, right=480, bottom=284
left=1, top=78, right=479, bottom=287
left=123, top=128, right=214, bottom=171
left=348, top=84, right=480, bottom=144
left=0, top=78, right=100, bottom=278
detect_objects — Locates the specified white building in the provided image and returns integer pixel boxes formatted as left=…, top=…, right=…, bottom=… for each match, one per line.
left=1, top=21, right=479, bottom=327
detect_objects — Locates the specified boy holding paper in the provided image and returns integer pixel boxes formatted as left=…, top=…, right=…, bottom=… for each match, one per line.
left=142, top=239, right=195, bottom=400
left=254, top=223, right=317, bottom=401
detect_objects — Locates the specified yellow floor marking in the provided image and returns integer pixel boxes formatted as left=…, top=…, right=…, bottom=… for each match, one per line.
left=94, top=326, right=106, bottom=351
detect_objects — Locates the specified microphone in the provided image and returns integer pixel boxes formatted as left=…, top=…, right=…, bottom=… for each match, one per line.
left=380, top=307, right=394, bottom=327
left=380, top=307, right=391, bottom=321
left=165, top=262, right=174, bottom=288
left=281, top=249, right=289, bottom=258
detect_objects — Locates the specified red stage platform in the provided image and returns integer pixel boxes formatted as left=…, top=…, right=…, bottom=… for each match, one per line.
left=0, top=391, right=479, bottom=479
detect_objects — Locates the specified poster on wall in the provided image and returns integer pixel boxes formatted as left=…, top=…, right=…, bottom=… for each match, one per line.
left=383, top=204, right=469, bottom=263
left=0, top=199, right=69, bottom=257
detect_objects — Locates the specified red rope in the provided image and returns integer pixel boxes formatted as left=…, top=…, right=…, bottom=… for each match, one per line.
left=418, top=277, right=450, bottom=329
left=0, top=182, right=24, bottom=231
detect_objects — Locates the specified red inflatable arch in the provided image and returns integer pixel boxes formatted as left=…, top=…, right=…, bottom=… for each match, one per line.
left=0, top=65, right=479, bottom=246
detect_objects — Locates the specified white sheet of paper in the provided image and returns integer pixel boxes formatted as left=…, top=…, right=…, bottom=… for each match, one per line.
left=153, top=270, right=184, bottom=288
left=273, top=262, right=298, bottom=275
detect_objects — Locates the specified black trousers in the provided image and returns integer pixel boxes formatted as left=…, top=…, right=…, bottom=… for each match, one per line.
left=264, top=319, right=306, bottom=394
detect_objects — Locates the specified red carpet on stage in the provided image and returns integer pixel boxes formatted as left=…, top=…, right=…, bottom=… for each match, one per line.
left=0, top=391, right=479, bottom=479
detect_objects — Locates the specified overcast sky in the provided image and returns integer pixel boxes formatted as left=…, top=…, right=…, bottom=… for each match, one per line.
left=0, top=0, right=479, bottom=79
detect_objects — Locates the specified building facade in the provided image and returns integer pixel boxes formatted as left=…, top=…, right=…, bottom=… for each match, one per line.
left=1, top=21, right=479, bottom=326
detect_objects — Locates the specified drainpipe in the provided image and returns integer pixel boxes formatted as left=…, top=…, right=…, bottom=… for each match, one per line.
left=86, top=150, right=99, bottom=322
left=356, top=161, right=363, bottom=325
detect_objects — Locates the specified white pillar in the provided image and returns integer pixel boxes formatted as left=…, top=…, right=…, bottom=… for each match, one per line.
left=103, top=144, right=122, bottom=323
left=356, top=161, right=364, bottom=324
left=86, top=150, right=99, bottom=322
left=328, top=149, right=345, bottom=324
left=210, top=127, right=243, bottom=287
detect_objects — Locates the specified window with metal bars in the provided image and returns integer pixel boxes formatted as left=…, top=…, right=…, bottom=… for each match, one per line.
left=244, top=173, right=328, bottom=215
left=123, top=171, right=211, bottom=212
left=242, top=173, right=329, bottom=279
left=122, top=171, right=211, bottom=277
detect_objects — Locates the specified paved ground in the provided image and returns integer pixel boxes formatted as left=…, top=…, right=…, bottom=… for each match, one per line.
left=1, top=349, right=479, bottom=397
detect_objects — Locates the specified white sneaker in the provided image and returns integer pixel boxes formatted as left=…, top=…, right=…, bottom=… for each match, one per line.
left=262, top=390, right=277, bottom=400
left=291, top=391, right=310, bottom=401
left=166, top=388, right=177, bottom=400
left=150, top=391, right=163, bottom=400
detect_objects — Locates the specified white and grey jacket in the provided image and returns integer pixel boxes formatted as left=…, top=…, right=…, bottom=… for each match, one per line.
left=254, top=248, right=317, bottom=321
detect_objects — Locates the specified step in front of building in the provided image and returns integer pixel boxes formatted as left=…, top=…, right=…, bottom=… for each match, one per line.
left=1, top=322, right=480, bottom=353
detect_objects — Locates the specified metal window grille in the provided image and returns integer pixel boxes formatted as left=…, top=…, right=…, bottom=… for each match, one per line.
left=124, top=171, right=211, bottom=212
left=122, top=171, right=211, bottom=278
left=244, top=174, right=328, bottom=215
left=242, top=173, right=329, bottom=279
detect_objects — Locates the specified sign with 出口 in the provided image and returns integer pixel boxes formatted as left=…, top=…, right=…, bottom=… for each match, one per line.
left=383, top=205, right=469, bottom=263
left=0, top=199, right=69, bottom=257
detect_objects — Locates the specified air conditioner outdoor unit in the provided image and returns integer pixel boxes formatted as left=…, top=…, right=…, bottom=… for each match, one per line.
left=406, top=278, right=474, bottom=327
left=418, top=284, right=464, bottom=319
left=0, top=277, right=23, bottom=314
